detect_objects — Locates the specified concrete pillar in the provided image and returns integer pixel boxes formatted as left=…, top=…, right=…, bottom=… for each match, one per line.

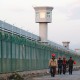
left=39, top=23, right=48, bottom=42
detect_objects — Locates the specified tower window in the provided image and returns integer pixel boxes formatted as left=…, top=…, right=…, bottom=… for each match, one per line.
left=36, top=12, right=39, bottom=17
left=65, top=46, right=67, bottom=47
left=47, top=12, right=50, bottom=18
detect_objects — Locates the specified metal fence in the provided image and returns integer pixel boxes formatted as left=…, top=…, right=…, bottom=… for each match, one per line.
left=0, top=30, right=80, bottom=73
left=0, top=30, right=51, bottom=73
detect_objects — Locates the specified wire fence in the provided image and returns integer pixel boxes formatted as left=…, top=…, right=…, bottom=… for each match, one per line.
left=0, top=30, right=80, bottom=73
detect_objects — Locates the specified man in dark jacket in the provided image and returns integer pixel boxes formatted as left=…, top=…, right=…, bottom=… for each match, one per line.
left=67, top=57, right=74, bottom=75
left=58, top=57, right=63, bottom=74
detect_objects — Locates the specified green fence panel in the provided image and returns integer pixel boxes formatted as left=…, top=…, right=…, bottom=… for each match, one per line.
left=2, top=41, right=7, bottom=73
left=6, top=42, right=12, bottom=72
left=31, top=47, right=35, bottom=70
left=19, top=45, right=23, bottom=71
left=15, top=44, right=20, bottom=71
left=11, top=43, right=16, bottom=72
left=0, top=40, right=1, bottom=73
left=22, top=45, right=26, bottom=71
left=25, top=46, right=29, bottom=71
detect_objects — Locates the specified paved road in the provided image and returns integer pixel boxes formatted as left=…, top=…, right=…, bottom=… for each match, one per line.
left=32, top=70, right=80, bottom=80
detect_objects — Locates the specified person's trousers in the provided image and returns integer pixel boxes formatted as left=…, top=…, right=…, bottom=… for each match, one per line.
left=50, top=66, right=56, bottom=77
left=58, top=66, right=62, bottom=74
left=63, top=65, right=66, bottom=74
left=69, top=66, right=73, bottom=74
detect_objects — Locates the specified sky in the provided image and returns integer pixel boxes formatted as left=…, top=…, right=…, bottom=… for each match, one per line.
left=0, top=0, right=80, bottom=51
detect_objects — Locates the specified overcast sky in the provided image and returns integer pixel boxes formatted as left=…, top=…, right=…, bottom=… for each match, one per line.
left=0, top=0, right=80, bottom=51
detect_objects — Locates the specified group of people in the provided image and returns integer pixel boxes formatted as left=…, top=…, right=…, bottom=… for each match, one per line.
left=49, top=53, right=76, bottom=77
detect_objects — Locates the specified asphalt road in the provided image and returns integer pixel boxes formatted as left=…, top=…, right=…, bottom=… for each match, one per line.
left=32, top=70, right=80, bottom=80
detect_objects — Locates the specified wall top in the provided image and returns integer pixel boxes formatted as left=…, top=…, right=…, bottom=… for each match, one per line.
left=34, top=6, right=53, bottom=10
left=62, top=42, right=70, bottom=43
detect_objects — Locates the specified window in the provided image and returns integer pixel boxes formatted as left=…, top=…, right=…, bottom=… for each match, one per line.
left=40, top=12, right=45, bottom=18
left=36, top=12, right=39, bottom=18
left=65, top=46, right=67, bottom=47
left=47, top=12, right=50, bottom=18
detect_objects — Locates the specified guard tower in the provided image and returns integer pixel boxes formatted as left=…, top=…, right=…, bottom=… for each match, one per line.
left=34, top=6, right=53, bottom=42
left=62, top=41, right=70, bottom=49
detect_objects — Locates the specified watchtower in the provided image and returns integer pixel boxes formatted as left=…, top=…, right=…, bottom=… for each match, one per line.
left=62, top=41, right=70, bottom=49
left=34, top=6, right=53, bottom=42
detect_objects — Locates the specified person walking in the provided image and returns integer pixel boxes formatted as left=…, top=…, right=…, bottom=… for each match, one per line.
left=62, top=57, right=67, bottom=75
left=58, top=57, right=63, bottom=75
left=49, top=53, right=57, bottom=77
left=67, top=57, right=74, bottom=75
